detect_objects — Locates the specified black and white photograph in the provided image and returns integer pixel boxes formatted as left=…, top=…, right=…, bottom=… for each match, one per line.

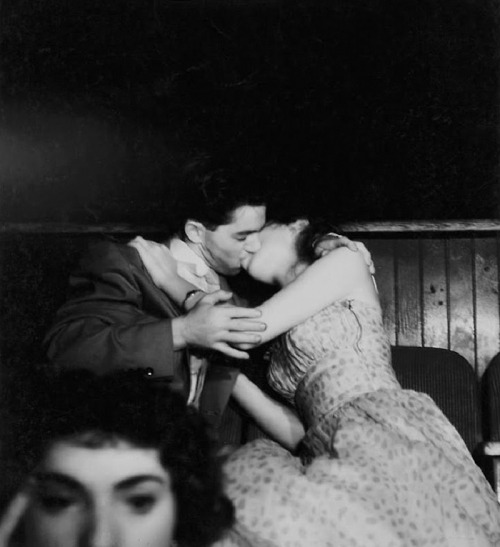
left=1, top=1, right=500, bottom=545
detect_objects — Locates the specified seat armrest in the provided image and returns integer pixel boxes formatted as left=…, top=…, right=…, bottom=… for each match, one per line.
left=483, top=442, right=500, bottom=457
left=480, top=442, right=500, bottom=503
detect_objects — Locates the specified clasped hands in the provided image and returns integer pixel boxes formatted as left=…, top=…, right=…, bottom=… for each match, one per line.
left=129, top=234, right=374, bottom=359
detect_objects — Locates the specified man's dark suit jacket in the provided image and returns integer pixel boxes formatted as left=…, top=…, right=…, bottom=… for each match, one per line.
left=44, top=238, right=239, bottom=429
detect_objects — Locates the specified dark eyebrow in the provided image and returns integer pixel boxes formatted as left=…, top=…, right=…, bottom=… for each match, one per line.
left=33, top=472, right=83, bottom=491
left=234, top=230, right=258, bottom=237
left=34, top=472, right=167, bottom=492
left=115, top=475, right=167, bottom=491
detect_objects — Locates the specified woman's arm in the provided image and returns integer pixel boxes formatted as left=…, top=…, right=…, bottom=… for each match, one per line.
left=252, top=246, right=377, bottom=346
left=232, top=373, right=305, bottom=451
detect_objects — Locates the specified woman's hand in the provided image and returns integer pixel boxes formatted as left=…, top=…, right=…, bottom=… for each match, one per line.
left=314, top=234, right=375, bottom=275
left=0, top=483, right=32, bottom=547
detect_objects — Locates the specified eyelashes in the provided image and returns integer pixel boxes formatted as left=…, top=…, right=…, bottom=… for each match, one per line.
left=36, top=494, right=77, bottom=513
left=34, top=492, right=159, bottom=516
left=125, top=494, right=157, bottom=514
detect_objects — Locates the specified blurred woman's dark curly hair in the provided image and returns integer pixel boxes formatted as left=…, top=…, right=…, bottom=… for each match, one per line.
left=6, top=369, right=234, bottom=547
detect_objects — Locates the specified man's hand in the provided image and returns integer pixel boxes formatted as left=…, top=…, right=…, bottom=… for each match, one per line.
left=172, top=290, right=267, bottom=359
left=314, top=234, right=375, bottom=275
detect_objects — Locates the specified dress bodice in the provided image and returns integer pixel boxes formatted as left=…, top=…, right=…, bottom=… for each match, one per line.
left=267, top=299, right=400, bottom=427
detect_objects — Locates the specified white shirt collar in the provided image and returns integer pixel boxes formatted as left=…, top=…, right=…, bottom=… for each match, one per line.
left=169, top=238, right=220, bottom=292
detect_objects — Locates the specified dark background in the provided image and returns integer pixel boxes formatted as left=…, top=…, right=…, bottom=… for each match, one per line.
left=0, top=0, right=499, bottom=225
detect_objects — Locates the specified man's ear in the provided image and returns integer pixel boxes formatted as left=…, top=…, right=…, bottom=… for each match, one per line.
left=184, top=220, right=206, bottom=244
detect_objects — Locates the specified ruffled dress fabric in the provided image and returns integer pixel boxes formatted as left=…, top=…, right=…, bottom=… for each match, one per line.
left=214, top=300, right=500, bottom=547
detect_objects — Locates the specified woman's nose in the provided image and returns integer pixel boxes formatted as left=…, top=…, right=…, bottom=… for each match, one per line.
left=244, top=233, right=261, bottom=253
left=84, top=506, right=118, bottom=547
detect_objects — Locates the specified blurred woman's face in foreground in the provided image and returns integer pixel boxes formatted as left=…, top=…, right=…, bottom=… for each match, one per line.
left=25, top=440, right=177, bottom=547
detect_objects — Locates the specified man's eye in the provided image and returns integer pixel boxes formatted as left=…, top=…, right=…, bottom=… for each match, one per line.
left=127, top=495, right=156, bottom=514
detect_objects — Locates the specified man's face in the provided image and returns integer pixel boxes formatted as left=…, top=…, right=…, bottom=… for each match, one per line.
left=201, top=205, right=266, bottom=276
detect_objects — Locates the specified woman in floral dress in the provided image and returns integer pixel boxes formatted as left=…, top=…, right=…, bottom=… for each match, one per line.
left=214, top=218, right=500, bottom=547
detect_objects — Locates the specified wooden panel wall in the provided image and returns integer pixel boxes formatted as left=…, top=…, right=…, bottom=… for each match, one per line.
left=361, top=234, right=500, bottom=377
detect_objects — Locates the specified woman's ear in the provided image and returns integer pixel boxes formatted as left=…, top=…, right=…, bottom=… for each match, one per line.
left=184, top=220, right=206, bottom=244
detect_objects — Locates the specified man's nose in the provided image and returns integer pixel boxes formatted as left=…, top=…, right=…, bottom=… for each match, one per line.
left=244, top=233, right=261, bottom=253
left=84, top=506, right=118, bottom=547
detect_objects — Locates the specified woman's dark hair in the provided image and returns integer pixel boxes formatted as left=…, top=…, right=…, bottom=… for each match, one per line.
left=293, top=218, right=341, bottom=265
left=265, top=191, right=341, bottom=265
left=6, top=370, right=234, bottom=547
left=265, top=213, right=340, bottom=267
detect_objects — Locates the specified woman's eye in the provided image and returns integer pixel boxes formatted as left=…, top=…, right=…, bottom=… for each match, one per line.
left=38, top=495, right=76, bottom=513
left=127, top=495, right=156, bottom=514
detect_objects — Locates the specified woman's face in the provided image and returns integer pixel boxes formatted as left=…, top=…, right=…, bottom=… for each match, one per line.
left=25, top=440, right=176, bottom=547
left=243, top=222, right=300, bottom=285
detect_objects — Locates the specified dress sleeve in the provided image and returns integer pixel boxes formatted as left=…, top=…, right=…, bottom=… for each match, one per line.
left=43, top=239, right=184, bottom=380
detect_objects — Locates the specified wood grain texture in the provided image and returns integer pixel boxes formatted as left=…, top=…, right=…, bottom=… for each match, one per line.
left=394, top=239, right=422, bottom=346
left=343, top=220, right=500, bottom=233
left=4, top=219, right=500, bottom=234
left=421, top=239, right=448, bottom=349
left=442, top=239, right=475, bottom=368
left=365, top=239, right=397, bottom=345
left=474, top=237, right=500, bottom=377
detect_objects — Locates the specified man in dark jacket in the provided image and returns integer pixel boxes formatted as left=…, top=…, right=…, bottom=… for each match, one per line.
left=45, top=167, right=268, bottom=431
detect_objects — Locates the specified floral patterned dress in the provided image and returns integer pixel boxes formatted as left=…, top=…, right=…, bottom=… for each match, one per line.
left=214, top=300, right=500, bottom=547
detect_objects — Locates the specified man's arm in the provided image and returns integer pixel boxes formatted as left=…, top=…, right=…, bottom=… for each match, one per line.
left=44, top=240, right=183, bottom=377
left=44, top=240, right=266, bottom=377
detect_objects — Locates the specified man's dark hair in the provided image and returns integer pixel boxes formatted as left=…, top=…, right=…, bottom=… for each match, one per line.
left=5, top=370, right=234, bottom=547
left=171, top=160, right=268, bottom=235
